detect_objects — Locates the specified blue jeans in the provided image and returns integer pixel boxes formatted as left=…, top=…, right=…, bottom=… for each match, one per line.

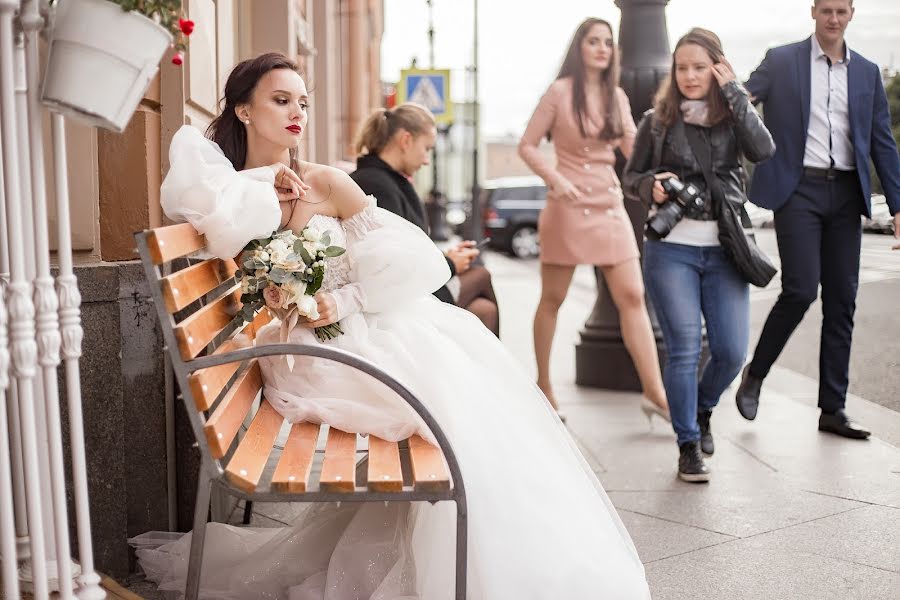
left=643, top=240, right=750, bottom=446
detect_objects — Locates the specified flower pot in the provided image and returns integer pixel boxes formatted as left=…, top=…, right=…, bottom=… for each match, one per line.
left=41, top=0, right=173, bottom=132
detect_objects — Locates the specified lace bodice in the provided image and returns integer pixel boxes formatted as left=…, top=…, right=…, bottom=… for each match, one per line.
left=306, top=214, right=351, bottom=293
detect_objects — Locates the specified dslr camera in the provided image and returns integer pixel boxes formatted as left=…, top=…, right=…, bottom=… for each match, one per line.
left=645, top=177, right=706, bottom=240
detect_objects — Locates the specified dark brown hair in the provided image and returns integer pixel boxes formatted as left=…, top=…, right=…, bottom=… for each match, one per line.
left=207, top=52, right=300, bottom=170
left=354, top=103, right=435, bottom=156
left=653, top=28, right=731, bottom=128
left=555, top=18, right=623, bottom=140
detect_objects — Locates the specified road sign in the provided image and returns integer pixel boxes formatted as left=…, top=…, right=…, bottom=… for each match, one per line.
left=398, top=68, right=453, bottom=125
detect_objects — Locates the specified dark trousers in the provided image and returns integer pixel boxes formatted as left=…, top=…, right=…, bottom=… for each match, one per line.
left=749, top=172, right=863, bottom=412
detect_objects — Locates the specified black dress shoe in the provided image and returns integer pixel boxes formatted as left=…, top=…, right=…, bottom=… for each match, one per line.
left=818, top=409, right=871, bottom=440
left=678, top=441, right=710, bottom=483
left=697, top=410, right=714, bottom=456
left=735, top=365, right=762, bottom=421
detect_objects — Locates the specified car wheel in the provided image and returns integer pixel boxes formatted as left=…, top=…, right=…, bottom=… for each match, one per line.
left=510, top=225, right=539, bottom=259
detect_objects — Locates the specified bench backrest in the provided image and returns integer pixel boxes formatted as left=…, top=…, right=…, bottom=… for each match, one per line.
left=137, top=223, right=273, bottom=474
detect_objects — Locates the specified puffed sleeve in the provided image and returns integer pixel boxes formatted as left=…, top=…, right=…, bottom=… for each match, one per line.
left=331, top=196, right=450, bottom=319
left=331, top=197, right=451, bottom=316
left=160, top=125, right=281, bottom=258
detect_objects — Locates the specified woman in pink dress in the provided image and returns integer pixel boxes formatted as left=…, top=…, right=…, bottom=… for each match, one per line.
left=519, top=18, right=669, bottom=422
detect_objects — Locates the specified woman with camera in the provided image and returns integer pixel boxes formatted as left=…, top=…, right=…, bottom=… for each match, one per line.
left=623, top=28, right=774, bottom=482
left=519, top=17, right=669, bottom=423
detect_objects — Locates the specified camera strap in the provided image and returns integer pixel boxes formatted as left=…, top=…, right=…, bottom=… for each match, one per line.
left=682, top=124, right=721, bottom=210
left=650, top=119, right=666, bottom=171
left=683, top=123, right=751, bottom=228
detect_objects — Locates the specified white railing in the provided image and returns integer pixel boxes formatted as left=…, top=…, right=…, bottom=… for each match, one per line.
left=0, top=0, right=103, bottom=598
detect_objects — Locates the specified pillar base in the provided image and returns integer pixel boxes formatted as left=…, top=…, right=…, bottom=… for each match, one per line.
left=575, top=329, right=664, bottom=391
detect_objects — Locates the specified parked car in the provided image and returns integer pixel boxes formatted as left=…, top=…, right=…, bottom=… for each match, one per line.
left=480, top=176, right=545, bottom=258
left=864, top=194, right=893, bottom=234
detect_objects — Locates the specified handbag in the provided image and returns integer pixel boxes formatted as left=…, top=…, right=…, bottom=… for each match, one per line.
left=682, top=124, right=777, bottom=288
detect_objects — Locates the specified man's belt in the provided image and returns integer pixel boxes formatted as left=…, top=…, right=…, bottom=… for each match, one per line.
left=803, top=166, right=856, bottom=181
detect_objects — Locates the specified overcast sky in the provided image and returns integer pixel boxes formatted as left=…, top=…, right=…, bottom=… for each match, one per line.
left=381, top=0, right=900, bottom=137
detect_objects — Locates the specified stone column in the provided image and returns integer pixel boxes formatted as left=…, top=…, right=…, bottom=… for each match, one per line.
left=574, top=0, right=671, bottom=389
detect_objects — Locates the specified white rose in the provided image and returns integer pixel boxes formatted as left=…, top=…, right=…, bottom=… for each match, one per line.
left=303, top=228, right=321, bottom=243
left=281, top=279, right=307, bottom=306
left=277, top=257, right=304, bottom=272
left=295, top=294, right=319, bottom=320
left=267, top=239, right=291, bottom=264
left=302, top=240, right=318, bottom=257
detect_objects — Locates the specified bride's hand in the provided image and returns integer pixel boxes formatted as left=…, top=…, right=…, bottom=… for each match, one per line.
left=270, top=162, right=311, bottom=202
left=298, top=292, right=339, bottom=328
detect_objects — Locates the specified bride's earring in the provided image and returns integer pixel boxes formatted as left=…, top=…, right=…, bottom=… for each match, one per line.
left=243, top=118, right=251, bottom=126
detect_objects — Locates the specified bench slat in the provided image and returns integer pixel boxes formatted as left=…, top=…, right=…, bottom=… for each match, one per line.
left=409, top=435, right=450, bottom=492
left=188, top=340, right=244, bottom=412
left=271, top=422, right=320, bottom=493
left=224, top=400, right=283, bottom=493
left=367, top=436, right=403, bottom=492
left=188, top=310, right=274, bottom=411
left=242, top=307, right=273, bottom=340
left=146, top=223, right=206, bottom=265
left=320, top=428, right=357, bottom=493
left=161, top=258, right=238, bottom=313
left=174, top=284, right=241, bottom=360
left=204, top=362, right=262, bottom=459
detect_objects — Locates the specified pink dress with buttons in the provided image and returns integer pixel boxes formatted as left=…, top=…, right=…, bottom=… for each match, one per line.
left=520, top=77, right=639, bottom=266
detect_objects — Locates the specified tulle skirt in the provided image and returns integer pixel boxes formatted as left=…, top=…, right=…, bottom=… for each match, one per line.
left=131, top=297, right=650, bottom=599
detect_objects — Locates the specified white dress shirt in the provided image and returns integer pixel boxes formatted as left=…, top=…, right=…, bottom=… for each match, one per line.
left=803, top=35, right=855, bottom=171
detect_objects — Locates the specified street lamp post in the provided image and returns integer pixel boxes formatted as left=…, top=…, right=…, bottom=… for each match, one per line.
left=574, top=0, right=672, bottom=389
left=423, top=0, right=451, bottom=240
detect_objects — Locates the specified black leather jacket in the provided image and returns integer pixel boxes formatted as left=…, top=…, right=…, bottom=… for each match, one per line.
left=623, top=81, right=775, bottom=220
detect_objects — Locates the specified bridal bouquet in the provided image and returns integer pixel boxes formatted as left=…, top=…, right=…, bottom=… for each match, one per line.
left=235, top=226, right=346, bottom=342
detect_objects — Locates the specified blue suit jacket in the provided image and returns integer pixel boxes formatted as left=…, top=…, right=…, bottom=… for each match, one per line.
left=745, top=37, right=900, bottom=217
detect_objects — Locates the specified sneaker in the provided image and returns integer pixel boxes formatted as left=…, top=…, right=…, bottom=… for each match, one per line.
left=697, top=410, right=714, bottom=456
left=678, top=441, right=711, bottom=483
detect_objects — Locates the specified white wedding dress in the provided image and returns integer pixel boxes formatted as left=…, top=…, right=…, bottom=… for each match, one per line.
left=130, top=126, right=651, bottom=599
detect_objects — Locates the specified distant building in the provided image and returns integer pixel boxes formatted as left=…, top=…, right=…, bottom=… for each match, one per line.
left=485, top=134, right=555, bottom=180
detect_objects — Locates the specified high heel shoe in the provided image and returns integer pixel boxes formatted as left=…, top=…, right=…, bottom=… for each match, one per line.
left=640, top=398, right=671, bottom=426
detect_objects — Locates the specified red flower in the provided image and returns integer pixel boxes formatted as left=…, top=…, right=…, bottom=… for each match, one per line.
left=178, top=18, right=195, bottom=35
left=171, top=52, right=184, bottom=66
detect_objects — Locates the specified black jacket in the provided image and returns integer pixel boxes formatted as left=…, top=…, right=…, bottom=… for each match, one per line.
left=350, top=154, right=456, bottom=304
left=623, top=81, right=775, bottom=219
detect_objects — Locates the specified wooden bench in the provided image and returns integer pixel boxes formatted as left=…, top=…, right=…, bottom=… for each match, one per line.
left=136, top=223, right=468, bottom=600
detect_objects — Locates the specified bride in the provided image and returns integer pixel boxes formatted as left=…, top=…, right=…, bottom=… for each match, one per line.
left=133, top=52, right=651, bottom=600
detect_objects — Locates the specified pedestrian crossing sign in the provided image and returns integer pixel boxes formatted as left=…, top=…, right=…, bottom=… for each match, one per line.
left=398, top=69, right=453, bottom=125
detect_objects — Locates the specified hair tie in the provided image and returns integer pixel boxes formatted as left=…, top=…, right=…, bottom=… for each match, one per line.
left=384, top=110, right=392, bottom=120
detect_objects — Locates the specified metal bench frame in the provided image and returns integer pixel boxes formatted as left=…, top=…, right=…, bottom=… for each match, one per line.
left=135, top=229, right=468, bottom=600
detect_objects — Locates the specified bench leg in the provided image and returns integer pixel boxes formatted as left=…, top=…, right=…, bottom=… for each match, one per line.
left=455, top=501, right=467, bottom=600
left=242, top=500, right=253, bottom=524
left=185, top=478, right=212, bottom=600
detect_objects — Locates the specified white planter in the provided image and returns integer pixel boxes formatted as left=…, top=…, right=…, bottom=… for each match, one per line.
left=41, top=0, right=173, bottom=132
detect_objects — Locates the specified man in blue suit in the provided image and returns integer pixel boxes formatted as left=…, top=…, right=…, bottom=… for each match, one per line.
left=736, top=0, right=900, bottom=439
